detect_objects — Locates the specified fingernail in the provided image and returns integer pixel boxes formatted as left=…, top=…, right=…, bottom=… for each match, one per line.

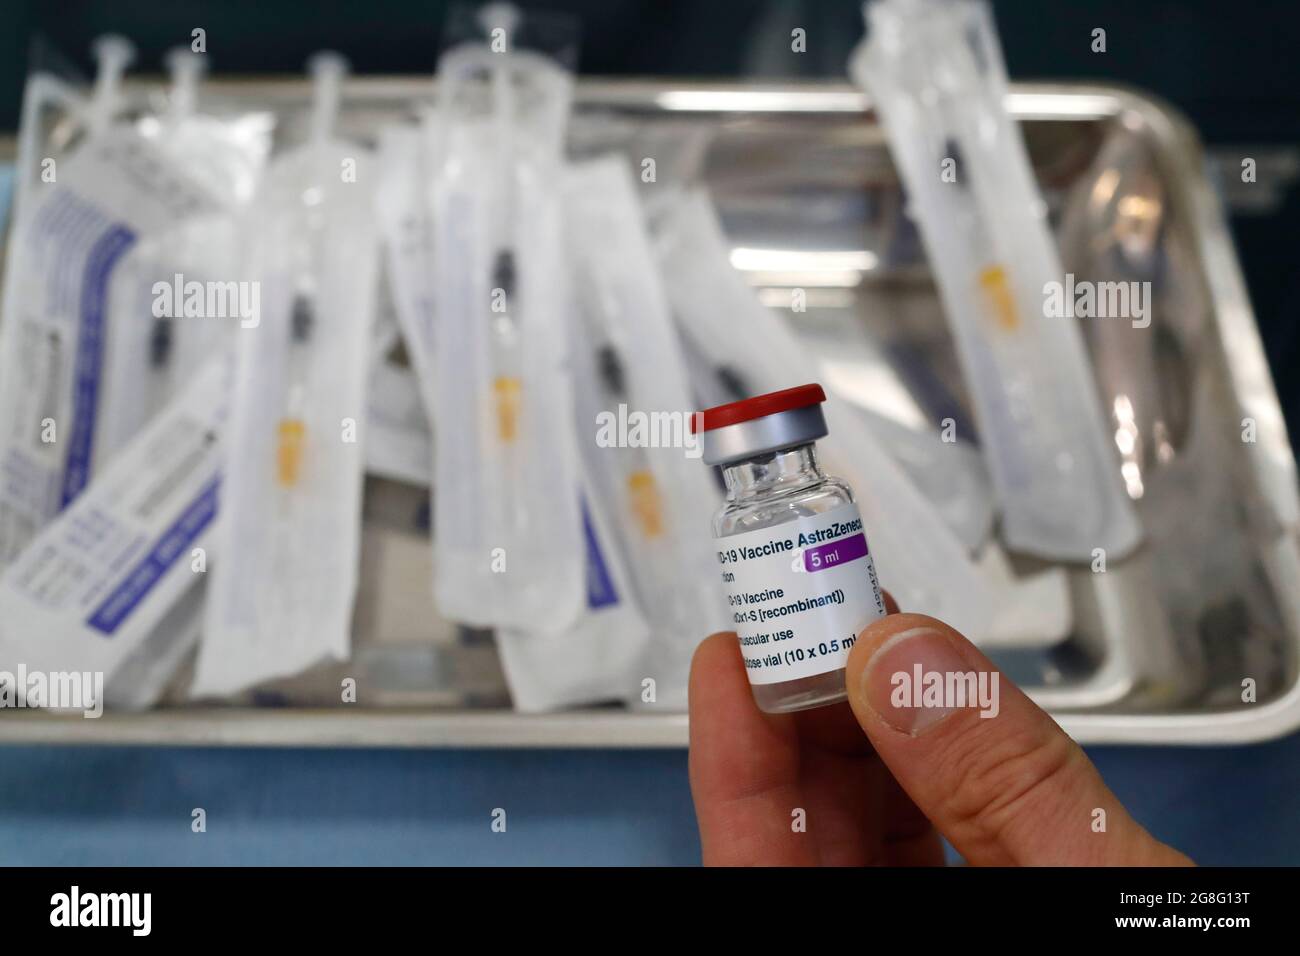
left=862, top=627, right=969, bottom=735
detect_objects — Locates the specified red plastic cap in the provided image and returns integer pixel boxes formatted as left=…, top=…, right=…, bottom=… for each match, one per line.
left=692, top=384, right=827, bottom=434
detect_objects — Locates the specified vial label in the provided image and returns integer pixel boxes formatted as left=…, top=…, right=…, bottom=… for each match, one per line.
left=717, top=502, right=886, bottom=685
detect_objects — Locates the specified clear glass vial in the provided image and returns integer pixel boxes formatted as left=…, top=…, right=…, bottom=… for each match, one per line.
left=696, top=384, right=883, bottom=714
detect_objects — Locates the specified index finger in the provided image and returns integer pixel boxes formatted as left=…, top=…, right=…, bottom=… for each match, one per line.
left=687, top=632, right=817, bottom=865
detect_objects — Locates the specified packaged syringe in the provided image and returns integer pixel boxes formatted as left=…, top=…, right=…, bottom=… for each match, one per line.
left=0, top=355, right=231, bottom=709
left=190, top=54, right=378, bottom=698
left=851, top=0, right=1141, bottom=561
left=429, top=37, right=585, bottom=633
left=0, top=37, right=224, bottom=569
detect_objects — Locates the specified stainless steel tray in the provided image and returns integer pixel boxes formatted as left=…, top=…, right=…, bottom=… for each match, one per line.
left=2, top=78, right=1297, bottom=747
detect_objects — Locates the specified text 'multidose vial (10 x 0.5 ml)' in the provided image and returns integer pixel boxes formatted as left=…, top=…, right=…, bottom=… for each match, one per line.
left=694, top=384, right=886, bottom=713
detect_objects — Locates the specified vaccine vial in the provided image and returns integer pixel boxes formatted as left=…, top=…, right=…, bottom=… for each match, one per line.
left=695, top=384, right=886, bottom=714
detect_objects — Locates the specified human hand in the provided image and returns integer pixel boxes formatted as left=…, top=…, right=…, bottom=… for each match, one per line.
left=688, top=596, right=1193, bottom=866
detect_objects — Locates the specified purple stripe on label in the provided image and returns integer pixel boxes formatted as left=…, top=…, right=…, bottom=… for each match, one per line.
left=87, top=476, right=219, bottom=635
left=803, top=532, right=868, bottom=572
left=61, top=222, right=137, bottom=508
left=580, top=497, right=619, bottom=610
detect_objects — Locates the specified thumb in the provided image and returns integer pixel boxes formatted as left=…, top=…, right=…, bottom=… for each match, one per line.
left=844, top=612, right=1192, bottom=866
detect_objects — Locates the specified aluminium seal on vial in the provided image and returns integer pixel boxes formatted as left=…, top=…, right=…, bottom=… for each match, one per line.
left=693, top=384, right=886, bottom=713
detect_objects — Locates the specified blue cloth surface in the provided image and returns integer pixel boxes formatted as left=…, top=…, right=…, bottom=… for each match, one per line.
left=0, top=734, right=1298, bottom=865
